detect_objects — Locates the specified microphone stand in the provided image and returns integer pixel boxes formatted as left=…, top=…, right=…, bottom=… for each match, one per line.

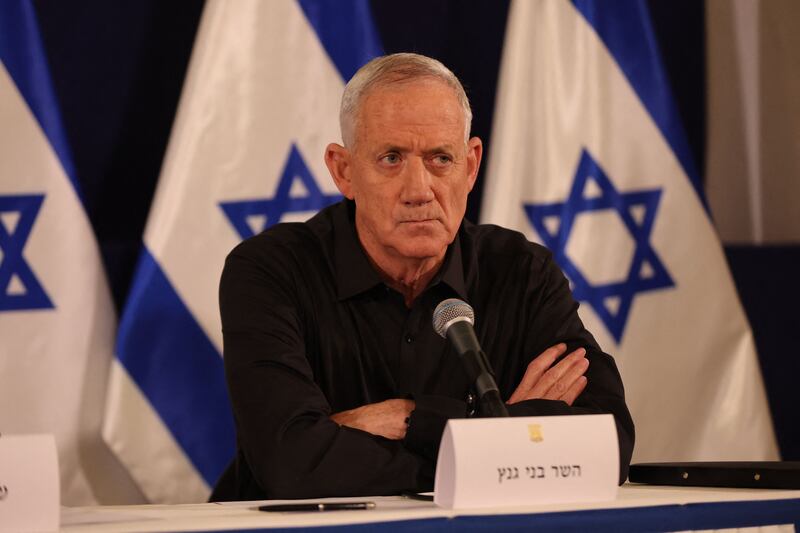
left=447, top=321, right=509, bottom=417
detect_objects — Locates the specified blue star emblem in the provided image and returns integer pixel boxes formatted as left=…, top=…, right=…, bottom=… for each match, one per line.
left=0, top=194, right=54, bottom=312
left=220, top=144, right=341, bottom=239
left=524, top=149, right=674, bottom=343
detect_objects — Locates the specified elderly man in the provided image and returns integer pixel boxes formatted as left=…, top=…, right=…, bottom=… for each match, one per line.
left=213, top=53, right=633, bottom=500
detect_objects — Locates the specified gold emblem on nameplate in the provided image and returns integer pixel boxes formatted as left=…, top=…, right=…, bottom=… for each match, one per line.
left=528, top=424, right=543, bottom=443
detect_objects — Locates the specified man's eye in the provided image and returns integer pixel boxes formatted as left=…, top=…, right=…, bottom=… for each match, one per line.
left=433, top=155, right=452, bottom=165
left=380, top=154, right=401, bottom=164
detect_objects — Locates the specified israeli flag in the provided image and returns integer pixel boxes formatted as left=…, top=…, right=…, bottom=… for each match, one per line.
left=482, top=0, right=779, bottom=462
left=102, top=0, right=381, bottom=502
left=0, top=1, right=122, bottom=504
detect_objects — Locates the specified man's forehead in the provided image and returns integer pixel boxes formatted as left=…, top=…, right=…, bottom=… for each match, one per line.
left=355, top=80, right=465, bottom=144
left=360, top=127, right=464, bottom=153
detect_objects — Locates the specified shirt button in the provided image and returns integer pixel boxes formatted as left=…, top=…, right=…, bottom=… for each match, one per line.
left=466, top=393, right=477, bottom=417
left=405, top=335, right=413, bottom=343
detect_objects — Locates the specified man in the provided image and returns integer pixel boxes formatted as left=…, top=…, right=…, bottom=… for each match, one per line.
left=213, top=53, right=633, bottom=500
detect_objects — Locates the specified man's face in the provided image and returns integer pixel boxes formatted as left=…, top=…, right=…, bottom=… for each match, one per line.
left=330, top=79, right=482, bottom=264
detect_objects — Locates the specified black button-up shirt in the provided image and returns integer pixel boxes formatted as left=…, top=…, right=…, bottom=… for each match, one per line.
left=215, top=200, right=634, bottom=500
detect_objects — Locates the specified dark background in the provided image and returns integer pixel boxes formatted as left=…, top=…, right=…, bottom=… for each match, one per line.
left=32, top=0, right=798, bottom=459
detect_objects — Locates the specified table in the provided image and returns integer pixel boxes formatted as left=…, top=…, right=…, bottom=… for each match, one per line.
left=61, top=484, right=800, bottom=532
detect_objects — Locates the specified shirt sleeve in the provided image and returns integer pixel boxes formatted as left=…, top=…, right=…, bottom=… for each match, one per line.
left=220, top=242, right=434, bottom=499
left=403, top=394, right=468, bottom=462
left=506, top=249, right=635, bottom=485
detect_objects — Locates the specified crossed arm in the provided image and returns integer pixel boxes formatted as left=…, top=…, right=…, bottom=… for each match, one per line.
left=332, top=343, right=589, bottom=440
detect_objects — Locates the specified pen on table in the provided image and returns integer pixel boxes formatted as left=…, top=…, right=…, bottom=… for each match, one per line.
left=258, top=502, right=376, bottom=512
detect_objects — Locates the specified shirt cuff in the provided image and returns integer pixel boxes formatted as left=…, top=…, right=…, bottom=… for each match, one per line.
left=403, top=394, right=468, bottom=462
left=506, top=398, right=573, bottom=416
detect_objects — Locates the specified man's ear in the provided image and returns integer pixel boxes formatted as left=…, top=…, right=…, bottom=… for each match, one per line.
left=466, top=136, right=483, bottom=192
left=324, top=143, right=354, bottom=199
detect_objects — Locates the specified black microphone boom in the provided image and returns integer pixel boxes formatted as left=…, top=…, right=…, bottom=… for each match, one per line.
left=433, top=299, right=509, bottom=417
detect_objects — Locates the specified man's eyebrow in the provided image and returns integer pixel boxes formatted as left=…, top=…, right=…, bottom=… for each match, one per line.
left=375, top=144, right=408, bottom=153
left=374, top=144, right=458, bottom=154
left=426, top=145, right=457, bottom=155
left=387, top=145, right=408, bottom=152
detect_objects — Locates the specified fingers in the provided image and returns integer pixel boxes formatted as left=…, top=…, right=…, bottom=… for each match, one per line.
left=561, top=375, right=588, bottom=406
left=331, top=399, right=414, bottom=440
left=531, top=347, right=587, bottom=400
left=508, top=344, right=590, bottom=404
left=375, top=399, right=414, bottom=440
left=507, top=343, right=568, bottom=404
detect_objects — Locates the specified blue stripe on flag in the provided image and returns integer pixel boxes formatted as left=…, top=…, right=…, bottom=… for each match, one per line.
left=116, top=247, right=235, bottom=487
left=0, top=0, right=80, bottom=198
left=298, top=0, right=383, bottom=82
left=571, top=0, right=704, bottom=206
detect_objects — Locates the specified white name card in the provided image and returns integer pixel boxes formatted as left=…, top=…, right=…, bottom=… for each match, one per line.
left=0, top=434, right=60, bottom=532
left=434, top=414, right=618, bottom=509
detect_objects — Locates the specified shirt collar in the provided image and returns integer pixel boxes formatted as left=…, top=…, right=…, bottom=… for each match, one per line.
left=332, top=200, right=468, bottom=301
left=333, top=201, right=383, bottom=300
left=433, top=231, right=468, bottom=301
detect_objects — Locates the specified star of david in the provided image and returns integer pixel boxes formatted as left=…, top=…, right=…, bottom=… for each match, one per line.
left=524, top=149, right=674, bottom=343
left=220, top=144, right=342, bottom=240
left=0, top=194, right=54, bottom=312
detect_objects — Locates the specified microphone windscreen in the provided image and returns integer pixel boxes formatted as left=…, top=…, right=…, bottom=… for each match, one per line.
left=432, top=298, right=475, bottom=338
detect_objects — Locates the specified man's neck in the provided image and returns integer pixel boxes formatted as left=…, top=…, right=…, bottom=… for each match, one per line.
left=381, top=256, right=443, bottom=308
left=359, top=242, right=445, bottom=308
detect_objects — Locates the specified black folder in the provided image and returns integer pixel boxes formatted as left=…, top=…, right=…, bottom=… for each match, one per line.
left=629, top=462, right=800, bottom=489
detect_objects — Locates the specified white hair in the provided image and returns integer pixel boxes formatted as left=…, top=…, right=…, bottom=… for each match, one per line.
left=339, top=53, right=473, bottom=147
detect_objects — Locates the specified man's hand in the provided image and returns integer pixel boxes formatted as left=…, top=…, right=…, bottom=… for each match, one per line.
left=330, top=399, right=415, bottom=440
left=507, top=343, right=589, bottom=405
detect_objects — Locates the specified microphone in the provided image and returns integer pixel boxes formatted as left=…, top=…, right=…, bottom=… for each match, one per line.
left=433, top=299, right=509, bottom=417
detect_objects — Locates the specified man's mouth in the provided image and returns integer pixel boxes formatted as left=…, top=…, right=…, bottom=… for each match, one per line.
left=398, top=212, right=440, bottom=223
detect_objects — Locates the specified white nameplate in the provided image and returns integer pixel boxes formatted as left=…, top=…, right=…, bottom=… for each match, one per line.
left=434, top=414, right=618, bottom=509
left=0, top=434, right=60, bottom=532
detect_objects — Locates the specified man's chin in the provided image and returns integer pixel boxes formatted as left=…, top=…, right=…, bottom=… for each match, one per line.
left=392, top=237, right=449, bottom=261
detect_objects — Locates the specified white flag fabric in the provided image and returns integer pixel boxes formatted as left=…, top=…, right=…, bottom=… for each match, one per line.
left=482, top=0, right=779, bottom=462
left=102, top=0, right=381, bottom=503
left=0, top=1, right=123, bottom=505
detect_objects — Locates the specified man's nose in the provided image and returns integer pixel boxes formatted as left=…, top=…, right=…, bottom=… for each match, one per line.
left=400, top=157, right=434, bottom=206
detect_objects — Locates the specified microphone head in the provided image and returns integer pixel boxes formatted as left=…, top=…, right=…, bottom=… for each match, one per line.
left=432, top=298, right=475, bottom=338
